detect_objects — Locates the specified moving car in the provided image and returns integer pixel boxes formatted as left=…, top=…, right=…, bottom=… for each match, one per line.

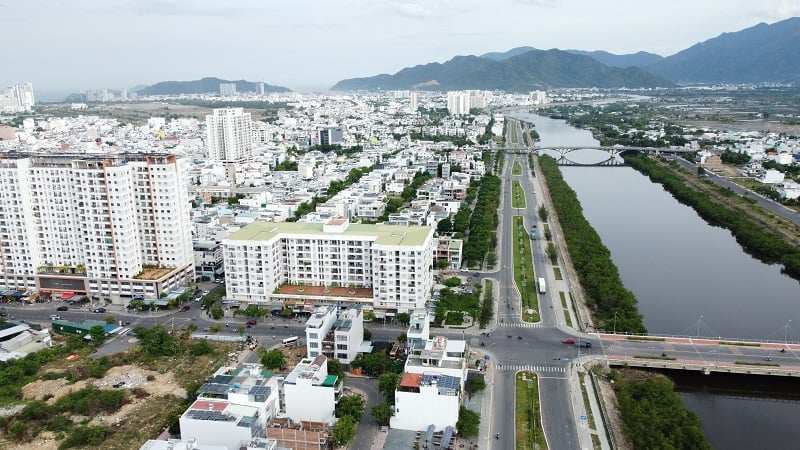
left=246, top=319, right=257, bottom=326
left=93, top=307, right=106, bottom=313
left=56, top=306, right=68, bottom=311
left=180, top=305, right=191, bottom=312
left=562, top=338, right=575, bottom=344
left=49, top=314, right=61, bottom=320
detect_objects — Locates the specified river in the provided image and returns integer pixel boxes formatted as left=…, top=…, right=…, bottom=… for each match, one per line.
left=510, top=112, right=800, bottom=449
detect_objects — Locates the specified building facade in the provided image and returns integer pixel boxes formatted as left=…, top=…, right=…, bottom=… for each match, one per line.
left=0, top=153, right=194, bottom=301
left=206, top=108, right=253, bottom=163
left=222, top=217, right=435, bottom=312
left=281, top=355, right=340, bottom=425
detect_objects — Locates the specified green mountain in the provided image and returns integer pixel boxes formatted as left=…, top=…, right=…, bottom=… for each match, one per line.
left=644, top=17, right=800, bottom=84
left=135, top=77, right=290, bottom=96
left=331, top=49, right=673, bottom=91
left=565, top=50, right=663, bottom=68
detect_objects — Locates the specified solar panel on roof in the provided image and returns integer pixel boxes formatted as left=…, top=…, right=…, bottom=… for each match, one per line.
left=248, top=385, right=271, bottom=396
left=198, top=383, right=231, bottom=395
left=186, top=410, right=233, bottom=422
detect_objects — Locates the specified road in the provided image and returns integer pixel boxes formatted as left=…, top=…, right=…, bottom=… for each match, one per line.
left=675, top=156, right=800, bottom=227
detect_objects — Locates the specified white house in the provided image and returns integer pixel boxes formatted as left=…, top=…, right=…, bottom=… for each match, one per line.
left=281, top=355, right=340, bottom=424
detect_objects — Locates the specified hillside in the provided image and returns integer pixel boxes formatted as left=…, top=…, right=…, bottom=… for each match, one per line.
left=644, top=17, right=800, bottom=84
left=135, top=77, right=290, bottom=96
left=331, top=49, right=673, bottom=91
left=565, top=50, right=663, bottom=68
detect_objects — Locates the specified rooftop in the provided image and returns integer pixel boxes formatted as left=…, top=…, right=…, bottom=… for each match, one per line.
left=225, top=221, right=433, bottom=247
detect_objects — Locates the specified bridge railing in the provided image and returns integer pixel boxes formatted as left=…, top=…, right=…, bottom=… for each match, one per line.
left=592, top=330, right=799, bottom=346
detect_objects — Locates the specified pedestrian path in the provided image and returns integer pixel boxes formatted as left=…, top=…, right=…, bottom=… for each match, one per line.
left=498, top=364, right=566, bottom=373
left=499, top=321, right=542, bottom=328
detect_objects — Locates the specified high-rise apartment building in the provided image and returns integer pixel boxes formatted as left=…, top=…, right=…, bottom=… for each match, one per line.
left=0, top=83, right=35, bottom=113
left=206, top=108, right=253, bottom=163
left=446, top=91, right=470, bottom=116
left=222, top=217, right=435, bottom=313
left=0, top=153, right=194, bottom=301
left=219, top=82, right=237, bottom=97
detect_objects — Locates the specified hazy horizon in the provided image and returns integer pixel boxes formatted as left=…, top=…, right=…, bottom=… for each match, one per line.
left=3, top=0, right=800, bottom=98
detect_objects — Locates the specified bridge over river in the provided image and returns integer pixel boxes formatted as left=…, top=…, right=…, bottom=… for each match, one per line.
left=499, top=145, right=695, bottom=165
left=597, top=333, right=800, bottom=377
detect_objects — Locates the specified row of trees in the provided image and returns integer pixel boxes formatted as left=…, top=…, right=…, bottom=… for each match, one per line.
left=463, top=174, right=501, bottom=266
left=626, top=155, right=800, bottom=280
left=539, top=156, right=646, bottom=333
left=613, top=371, right=710, bottom=450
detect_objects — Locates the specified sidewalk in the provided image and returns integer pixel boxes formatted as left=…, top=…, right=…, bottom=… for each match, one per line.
left=569, top=358, right=611, bottom=450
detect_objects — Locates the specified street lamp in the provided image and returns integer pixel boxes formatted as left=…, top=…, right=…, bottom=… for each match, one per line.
left=785, top=320, right=792, bottom=344
left=612, top=310, right=618, bottom=334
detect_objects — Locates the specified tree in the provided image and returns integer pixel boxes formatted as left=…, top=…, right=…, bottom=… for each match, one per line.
left=456, top=406, right=480, bottom=437
left=372, top=402, right=393, bottom=426
left=134, top=325, right=179, bottom=356
left=331, top=415, right=357, bottom=446
left=363, top=327, right=372, bottom=341
left=335, top=394, right=366, bottom=421
left=327, top=359, right=345, bottom=381
left=88, top=325, right=106, bottom=347
left=103, top=315, right=116, bottom=325
left=361, top=352, right=387, bottom=376
left=437, top=217, right=452, bottom=233
left=258, top=348, right=286, bottom=370
left=378, top=372, right=399, bottom=403
left=538, top=204, right=549, bottom=222
left=546, top=242, right=558, bottom=264
left=465, top=376, right=486, bottom=395
left=210, top=304, right=224, bottom=320
left=396, top=312, right=411, bottom=326
left=443, top=277, right=462, bottom=287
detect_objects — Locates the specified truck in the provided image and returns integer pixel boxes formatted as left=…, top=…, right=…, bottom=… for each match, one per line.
left=537, top=277, right=546, bottom=294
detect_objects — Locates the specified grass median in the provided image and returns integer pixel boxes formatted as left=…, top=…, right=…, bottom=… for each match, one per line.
left=516, top=371, right=547, bottom=450
left=512, top=160, right=523, bottom=176
left=512, top=179, right=526, bottom=209
left=513, top=215, right=540, bottom=322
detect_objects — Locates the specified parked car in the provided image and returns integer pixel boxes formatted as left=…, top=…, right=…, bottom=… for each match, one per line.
left=56, top=306, right=68, bottom=311
left=246, top=319, right=257, bottom=326
left=49, top=314, right=61, bottom=321
left=93, top=307, right=106, bottom=313
left=202, top=290, right=210, bottom=295
left=562, top=338, right=575, bottom=344
left=112, top=381, right=125, bottom=388
left=180, top=305, right=191, bottom=312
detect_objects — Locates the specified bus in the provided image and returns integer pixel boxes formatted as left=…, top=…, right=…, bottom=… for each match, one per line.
left=282, top=336, right=300, bottom=347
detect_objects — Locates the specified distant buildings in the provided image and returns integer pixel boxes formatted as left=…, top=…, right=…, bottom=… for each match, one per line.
left=219, top=82, right=237, bottom=97
left=0, top=153, right=194, bottom=302
left=0, top=83, right=35, bottom=113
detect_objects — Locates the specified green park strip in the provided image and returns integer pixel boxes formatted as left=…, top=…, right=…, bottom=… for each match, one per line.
left=510, top=122, right=519, bottom=145
left=560, top=292, right=572, bottom=327
left=734, top=361, right=780, bottom=367
left=634, top=355, right=677, bottom=361
left=719, top=341, right=761, bottom=347
left=512, top=180, right=526, bottom=209
left=625, top=336, right=665, bottom=342
left=516, top=371, right=547, bottom=450
left=512, top=160, right=523, bottom=176
left=513, top=216, right=540, bottom=322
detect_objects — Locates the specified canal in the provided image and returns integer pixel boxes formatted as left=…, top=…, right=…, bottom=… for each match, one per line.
left=511, top=112, right=800, bottom=449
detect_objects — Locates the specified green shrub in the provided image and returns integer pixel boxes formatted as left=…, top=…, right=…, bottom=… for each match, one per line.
left=58, top=425, right=111, bottom=449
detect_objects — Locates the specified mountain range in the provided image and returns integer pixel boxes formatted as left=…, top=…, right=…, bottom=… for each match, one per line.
left=331, top=17, right=800, bottom=91
left=134, top=77, right=290, bottom=96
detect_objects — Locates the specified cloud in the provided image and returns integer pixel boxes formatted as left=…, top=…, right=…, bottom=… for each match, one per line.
left=111, top=0, right=268, bottom=17
left=389, top=1, right=436, bottom=19
left=513, top=0, right=558, bottom=6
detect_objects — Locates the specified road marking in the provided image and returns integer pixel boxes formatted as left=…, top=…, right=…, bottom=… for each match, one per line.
left=500, top=364, right=566, bottom=373
left=500, top=322, right=542, bottom=328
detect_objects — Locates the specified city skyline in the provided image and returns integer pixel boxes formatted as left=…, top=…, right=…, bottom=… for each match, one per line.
left=2, top=0, right=800, bottom=97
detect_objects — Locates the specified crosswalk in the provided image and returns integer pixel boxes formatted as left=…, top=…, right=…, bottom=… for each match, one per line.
left=498, top=364, right=566, bottom=373
left=499, top=321, right=542, bottom=328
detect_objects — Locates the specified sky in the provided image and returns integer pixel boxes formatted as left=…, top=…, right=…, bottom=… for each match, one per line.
left=3, top=0, right=800, bottom=98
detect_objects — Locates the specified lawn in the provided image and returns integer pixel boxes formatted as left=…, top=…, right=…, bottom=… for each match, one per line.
left=516, top=371, right=547, bottom=450
left=512, top=160, right=523, bottom=176
left=444, top=311, right=465, bottom=326
left=513, top=216, right=540, bottom=322
left=512, top=180, right=526, bottom=209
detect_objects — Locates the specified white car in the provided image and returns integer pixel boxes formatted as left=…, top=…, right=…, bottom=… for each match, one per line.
left=49, top=314, right=61, bottom=321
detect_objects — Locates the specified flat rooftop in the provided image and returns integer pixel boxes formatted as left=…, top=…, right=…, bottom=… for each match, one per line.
left=225, top=221, right=433, bottom=247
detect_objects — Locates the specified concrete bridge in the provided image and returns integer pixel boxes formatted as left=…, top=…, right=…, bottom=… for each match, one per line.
left=536, top=146, right=695, bottom=166
left=597, top=333, right=800, bottom=378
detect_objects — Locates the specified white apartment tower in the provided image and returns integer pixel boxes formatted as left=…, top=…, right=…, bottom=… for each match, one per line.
left=206, top=108, right=253, bottom=163
left=0, top=153, right=194, bottom=300
left=446, top=91, right=470, bottom=116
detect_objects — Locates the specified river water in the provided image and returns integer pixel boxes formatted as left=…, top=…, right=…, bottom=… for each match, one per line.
left=511, top=112, right=800, bottom=449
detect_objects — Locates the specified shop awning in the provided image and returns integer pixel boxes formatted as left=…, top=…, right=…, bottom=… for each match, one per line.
left=61, top=292, right=75, bottom=300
